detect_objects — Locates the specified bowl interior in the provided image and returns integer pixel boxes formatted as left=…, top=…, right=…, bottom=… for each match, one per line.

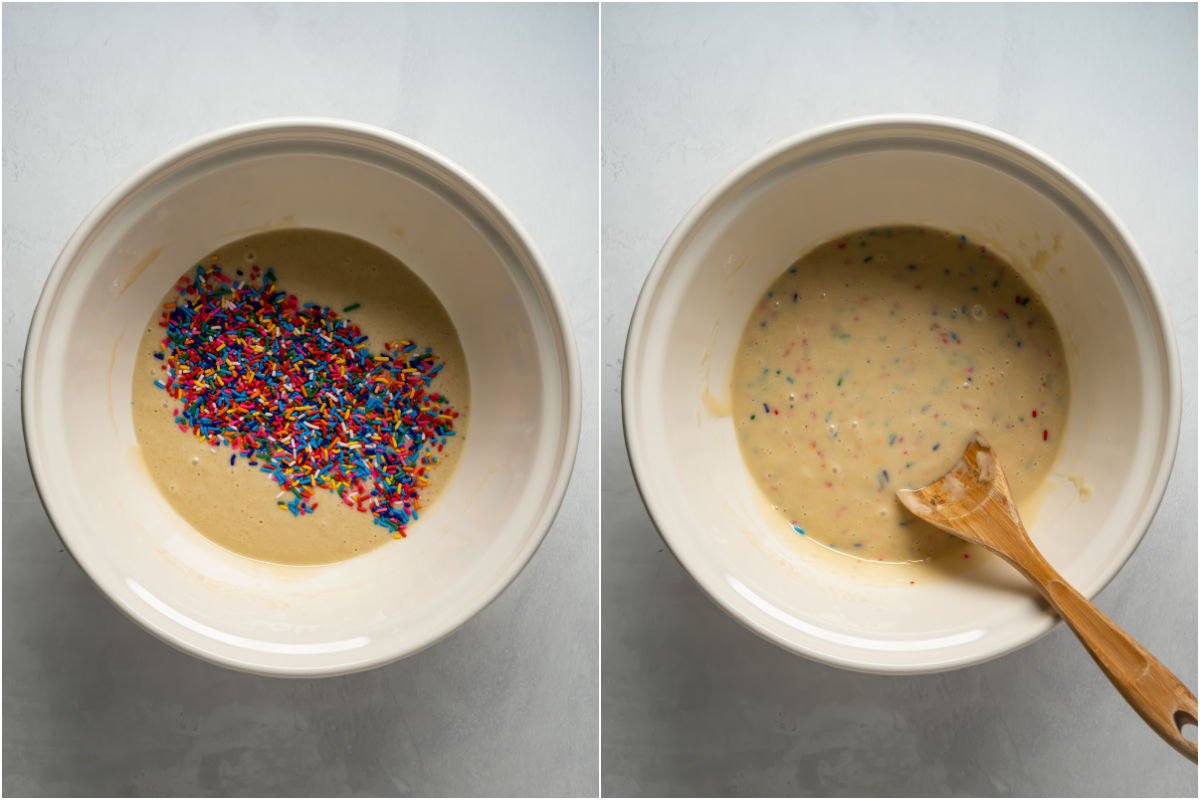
left=625, top=120, right=1176, bottom=672
left=26, top=125, right=575, bottom=674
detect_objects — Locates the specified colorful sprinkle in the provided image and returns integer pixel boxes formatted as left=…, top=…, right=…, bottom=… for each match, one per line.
left=149, top=264, right=457, bottom=536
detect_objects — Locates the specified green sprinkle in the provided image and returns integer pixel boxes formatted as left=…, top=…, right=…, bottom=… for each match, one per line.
left=343, top=303, right=361, bottom=312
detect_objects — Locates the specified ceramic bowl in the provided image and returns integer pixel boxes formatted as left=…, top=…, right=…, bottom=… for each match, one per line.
left=24, top=118, right=580, bottom=676
left=623, top=115, right=1179, bottom=673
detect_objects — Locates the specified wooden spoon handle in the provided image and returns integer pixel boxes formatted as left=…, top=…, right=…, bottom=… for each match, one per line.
left=1015, top=549, right=1198, bottom=762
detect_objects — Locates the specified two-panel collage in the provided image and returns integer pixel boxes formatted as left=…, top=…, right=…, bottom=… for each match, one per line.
left=2, top=2, right=1197, bottom=798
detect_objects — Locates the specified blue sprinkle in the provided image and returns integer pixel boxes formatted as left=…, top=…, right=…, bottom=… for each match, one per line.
left=933, top=443, right=941, bottom=451
left=153, top=380, right=166, bottom=389
left=230, top=454, right=236, bottom=466
left=792, top=525, right=806, bottom=536
left=763, top=402, right=770, bottom=413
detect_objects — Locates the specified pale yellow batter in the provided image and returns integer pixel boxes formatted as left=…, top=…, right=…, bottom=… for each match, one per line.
left=132, top=229, right=469, bottom=566
left=733, top=226, right=1069, bottom=565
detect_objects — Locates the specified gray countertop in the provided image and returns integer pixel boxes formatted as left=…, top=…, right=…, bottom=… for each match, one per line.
left=3, top=4, right=598, bottom=796
left=601, top=4, right=1197, bottom=797
left=6, top=3, right=1198, bottom=798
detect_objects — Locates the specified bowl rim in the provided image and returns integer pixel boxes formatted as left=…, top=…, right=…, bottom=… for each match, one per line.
left=622, top=113, right=1181, bottom=674
left=22, top=116, right=582, bottom=677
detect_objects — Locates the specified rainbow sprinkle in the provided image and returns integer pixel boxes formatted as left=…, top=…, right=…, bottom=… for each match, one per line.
left=151, top=263, right=458, bottom=536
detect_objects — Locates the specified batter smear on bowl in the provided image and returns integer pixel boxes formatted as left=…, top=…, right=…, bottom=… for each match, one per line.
left=732, top=225, right=1069, bottom=566
left=132, top=229, right=468, bottom=565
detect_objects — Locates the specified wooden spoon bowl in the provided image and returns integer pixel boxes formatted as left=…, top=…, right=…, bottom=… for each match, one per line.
left=897, top=433, right=1197, bottom=762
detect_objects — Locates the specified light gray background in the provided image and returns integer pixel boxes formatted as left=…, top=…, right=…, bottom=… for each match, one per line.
left=4, top=4, right=598, bottom=797
left=602, top=4, right=1197, bottom=797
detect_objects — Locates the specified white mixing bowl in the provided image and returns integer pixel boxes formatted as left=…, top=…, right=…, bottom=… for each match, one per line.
left=623, top=115, right=1179, bottom=674
left=24, top=118, right=580, bottom=676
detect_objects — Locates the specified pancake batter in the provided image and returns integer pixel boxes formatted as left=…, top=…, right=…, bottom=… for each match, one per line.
left=732, top=226, right=1069, bottom=565
left=132, top=229, right=469, bottom=566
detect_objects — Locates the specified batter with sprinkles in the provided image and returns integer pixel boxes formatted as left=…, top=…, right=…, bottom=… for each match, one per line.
left=732, top=225, right=1069, bottom=566
left=132, top=229, right=468, bottom=565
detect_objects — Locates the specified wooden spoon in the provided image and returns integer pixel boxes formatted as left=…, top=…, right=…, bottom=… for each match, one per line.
left=897, top=432, right=1198, bottom=762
